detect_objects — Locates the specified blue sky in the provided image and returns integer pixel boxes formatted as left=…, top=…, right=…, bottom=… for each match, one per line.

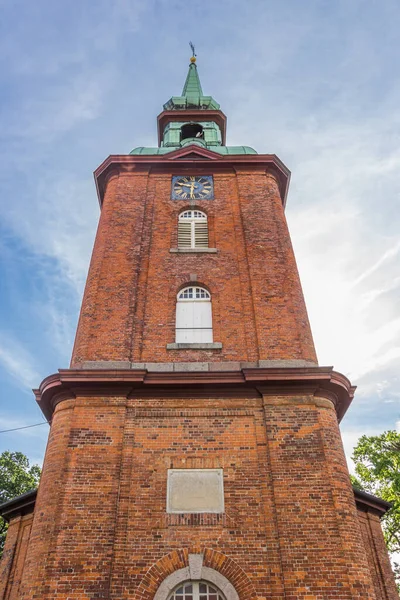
left=0, top=0, right=399, bottom=469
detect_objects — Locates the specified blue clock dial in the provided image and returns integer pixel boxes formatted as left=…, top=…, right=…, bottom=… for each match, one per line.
left=172, top=175, right=214, bottom=200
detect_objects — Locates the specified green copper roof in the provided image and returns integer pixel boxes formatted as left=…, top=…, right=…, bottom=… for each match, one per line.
left=130, top=145, right=258, bottom=156
left=130, top=58, right=258, bottom=155
left=182, top=62, right=203, bottom=97
left=163, top=60, right=220, bottom=111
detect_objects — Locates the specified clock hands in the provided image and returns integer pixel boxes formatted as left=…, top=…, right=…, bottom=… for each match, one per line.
left=173, top=176, right=212, bottom=199
left=175, top=180, right=197, bottom=198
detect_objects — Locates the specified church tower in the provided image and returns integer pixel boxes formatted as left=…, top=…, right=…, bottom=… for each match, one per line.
left=0, top=55, right=397, bottom=600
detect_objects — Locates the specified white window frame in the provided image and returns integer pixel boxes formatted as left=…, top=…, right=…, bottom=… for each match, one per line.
left=178, top=210, right=208, bottom=249
left=175, top=286, right=213, bottom=343
left=168, top=581, right=225, bottom=600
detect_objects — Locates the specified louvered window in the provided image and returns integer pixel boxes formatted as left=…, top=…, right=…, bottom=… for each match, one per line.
left=175, top=286, right=213, bottom=343
left=178, top=210, right=208, bottom=248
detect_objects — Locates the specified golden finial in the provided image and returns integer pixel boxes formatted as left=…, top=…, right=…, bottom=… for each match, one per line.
left=189, top=41, right=196, bottom=63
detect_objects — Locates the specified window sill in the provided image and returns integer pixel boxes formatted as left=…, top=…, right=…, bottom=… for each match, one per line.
left=170, top=248, right=218, bottom=254
left=166, top=342, right=222, bottom=350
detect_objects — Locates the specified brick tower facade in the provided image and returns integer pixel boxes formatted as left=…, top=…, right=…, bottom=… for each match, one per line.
left=0, top=57, right=398, bottom=599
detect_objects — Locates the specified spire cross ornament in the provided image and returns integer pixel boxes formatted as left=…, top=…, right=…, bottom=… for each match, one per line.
left=189, top=41, right=196, bottom=63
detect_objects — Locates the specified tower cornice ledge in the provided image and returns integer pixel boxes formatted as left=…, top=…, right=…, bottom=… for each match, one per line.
left=34, top=366, right=355, bottom=423
left=94, top=151, right=291, bottom=208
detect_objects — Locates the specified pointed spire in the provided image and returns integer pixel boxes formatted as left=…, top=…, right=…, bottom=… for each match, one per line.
left=182, top=60, right=203, bottom=98
left=162, top=50, right=220, bottom=111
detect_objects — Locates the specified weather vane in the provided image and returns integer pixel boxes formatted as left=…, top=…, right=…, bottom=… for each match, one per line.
left=189, top=41, right=196, bottom=63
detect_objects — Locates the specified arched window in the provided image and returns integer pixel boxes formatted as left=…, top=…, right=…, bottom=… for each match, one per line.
left=175, top=286, right=213, bottom=343
left=168, top=581, right=225, bottom=600
left=178, top=210, right=208, bottom=249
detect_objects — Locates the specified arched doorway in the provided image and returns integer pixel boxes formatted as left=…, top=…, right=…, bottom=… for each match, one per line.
left=151, top=553, right=243, bottom=600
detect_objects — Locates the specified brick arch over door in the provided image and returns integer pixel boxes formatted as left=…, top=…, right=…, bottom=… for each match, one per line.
left=135, top=548, right=257, bottom=600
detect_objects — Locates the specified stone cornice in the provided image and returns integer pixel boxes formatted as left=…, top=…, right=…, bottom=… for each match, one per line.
left=94, top=151, right=290, bottom=208
left=34, top=366, right=355, bottom=423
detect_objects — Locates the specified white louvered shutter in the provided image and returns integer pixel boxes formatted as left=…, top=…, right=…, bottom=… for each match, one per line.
left=178, top=210, right=208, bottom=248
left=194, top=220, right=208, bottom=247
left=178, top=221, right=192, bottom=247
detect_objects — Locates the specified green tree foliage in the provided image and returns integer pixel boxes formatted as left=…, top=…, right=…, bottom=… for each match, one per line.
left=351, top=430, right=400, bottom=590
left=0, top=451, right=41, bottom=556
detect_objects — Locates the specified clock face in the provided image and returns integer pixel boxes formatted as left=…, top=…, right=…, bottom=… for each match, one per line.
left=171, top=175, right=214, bottom=200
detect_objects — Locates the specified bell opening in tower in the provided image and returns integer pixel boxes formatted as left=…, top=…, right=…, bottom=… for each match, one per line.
left=181, top=123, right=203, bottom=141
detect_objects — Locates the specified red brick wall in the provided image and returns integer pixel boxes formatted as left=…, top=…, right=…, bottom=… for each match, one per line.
left=0, top=512, right=33, bottom=600
left=18, top=400, right=76, bottom=599
left=357, top=505, right=399, bottom=599
left=17, top=391, right=379, bottom=599
left=71, top=166, right=316, bottom=366
left=7, top=154, right=391, bottom=599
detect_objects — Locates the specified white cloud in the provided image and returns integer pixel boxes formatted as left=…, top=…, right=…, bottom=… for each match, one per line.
left=2, top=76, right=105, bottom=145
left=0, top=334, right=41, bottom=391
left=227, top=67, right=400, bottom=436
left=352, top=242, right=400, bottom=289
left=40, top=287, right=78, bottom=363
left=2, top=174, right=98, bottom=295
left=266, top=117, right=400, bottom=390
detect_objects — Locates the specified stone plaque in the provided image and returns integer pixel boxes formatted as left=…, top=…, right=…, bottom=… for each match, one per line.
left=167, top=469, right=224, bottom=513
